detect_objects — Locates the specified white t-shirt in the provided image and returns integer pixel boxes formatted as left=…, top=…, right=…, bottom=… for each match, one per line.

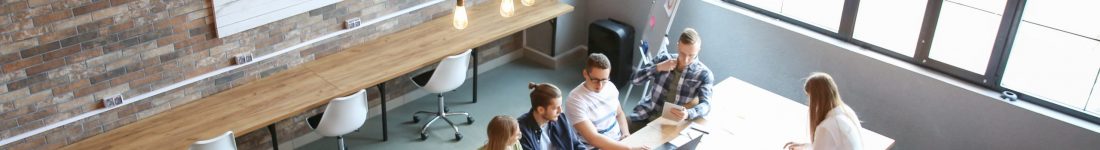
left=812, top=105, right=864, bottom=150
left=539, top=124, right=555, bottom=150
left=565, top=82, right=622, bottom=147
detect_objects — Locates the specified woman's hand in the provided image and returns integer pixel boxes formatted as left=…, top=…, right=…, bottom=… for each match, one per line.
left=783, top=142, right=807, bottom=150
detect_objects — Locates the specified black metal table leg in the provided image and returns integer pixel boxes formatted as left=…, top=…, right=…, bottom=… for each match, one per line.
left=472, top=48, right=478, bottom=103
left=379, top=83, right=388, bottom=141
left=550, top=18, right=558, bottom=57
left=268, top=124, right=279, bottom=150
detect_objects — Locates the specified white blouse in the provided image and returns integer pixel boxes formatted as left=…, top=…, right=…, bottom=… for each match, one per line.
left=811, top=105, right=864, bottom=150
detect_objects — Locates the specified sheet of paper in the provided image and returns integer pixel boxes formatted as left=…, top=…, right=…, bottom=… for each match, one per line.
left=661, top=102, right=686, bottom=125
left=668, top=123, right=707, bottom=148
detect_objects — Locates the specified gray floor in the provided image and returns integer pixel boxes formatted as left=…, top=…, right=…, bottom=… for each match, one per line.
left=300, top=59, right=649, bottom=150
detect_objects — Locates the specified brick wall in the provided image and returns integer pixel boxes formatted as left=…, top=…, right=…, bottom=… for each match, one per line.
left=0, top=0, right=526, bottom=149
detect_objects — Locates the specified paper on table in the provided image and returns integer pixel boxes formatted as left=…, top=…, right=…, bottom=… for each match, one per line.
left=668, top=122, right=708, bottom=148
left=661, top=102, right=686, bottom=125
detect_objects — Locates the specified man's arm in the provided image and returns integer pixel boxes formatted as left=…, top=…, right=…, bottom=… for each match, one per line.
left=573, top=121, right=635, bottom=150
left=519, top=134, right=535, bottom=150
left=517, top=115, right=537, bottom=150
left=566, top=93, right=636, bottom=150
left=617, top=106, right=631, bottom=139
left=559, top=116, right=588, bottom=150
left=686, top=70, right=714, bottom=119
left=632, top=51, right=674, bottom=85
left=629, top=97, right=657, bottom=121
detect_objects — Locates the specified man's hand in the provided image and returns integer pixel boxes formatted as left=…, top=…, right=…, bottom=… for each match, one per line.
left=656, top=60, right=676, bottom=72
left=631, top=145, right=651, bottom=150
left=669, top=107, right=688, bottom=122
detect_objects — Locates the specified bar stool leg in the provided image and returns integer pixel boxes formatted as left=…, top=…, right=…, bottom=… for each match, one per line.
left=337, top=136, right=346, bottom=150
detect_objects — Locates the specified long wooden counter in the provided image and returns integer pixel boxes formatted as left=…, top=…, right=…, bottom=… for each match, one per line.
left=61, top=1, right=573, bottom=149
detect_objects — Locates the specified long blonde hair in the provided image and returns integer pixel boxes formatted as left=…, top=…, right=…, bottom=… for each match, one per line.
left=805, top=72, right=859, bottom=141
left=485, top=115, right=519, bottom=150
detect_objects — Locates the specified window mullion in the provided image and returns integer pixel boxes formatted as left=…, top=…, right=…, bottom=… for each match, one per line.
left=914, top=0, right=943, bottom=62
left=987, top=0, right=1027, bottom=89
left=838, top=0, right=860, bottom=40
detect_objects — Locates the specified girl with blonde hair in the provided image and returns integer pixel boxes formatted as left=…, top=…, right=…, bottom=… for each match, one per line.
left=786, top=72, right=864, bottom=150
left=482, top=115, right=523, bottom=150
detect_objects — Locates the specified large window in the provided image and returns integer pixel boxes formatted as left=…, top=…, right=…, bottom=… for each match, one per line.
left=852, top=0, right=927, bottom=57
left=928, top=0, right=1006, bottom=74
left=736, top=0, right=845, bottom=31
left=727, top=0, right=1100, bottom=122
left=1002, top=0, right=1100, bottom=114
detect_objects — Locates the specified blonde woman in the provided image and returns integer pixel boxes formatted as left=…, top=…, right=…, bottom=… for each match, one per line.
left=481, top=115, right=523, bottom=150
left=785, top=73, right=864, bottom=150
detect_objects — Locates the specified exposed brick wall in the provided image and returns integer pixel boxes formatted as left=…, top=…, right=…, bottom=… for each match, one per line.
left=0, top=0, right=528, bottom=149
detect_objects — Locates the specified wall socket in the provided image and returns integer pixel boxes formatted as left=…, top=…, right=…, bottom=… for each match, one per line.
left=101, top=94, right=125, bottom=108
left=344, top=17, right=362, bottom=29
left=232, top=53, right=254, bottom=65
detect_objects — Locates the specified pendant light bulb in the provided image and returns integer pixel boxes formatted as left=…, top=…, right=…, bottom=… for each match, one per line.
left=500, top=0, right=516, bottom=17
left=453, top=0, right=468, bottom=29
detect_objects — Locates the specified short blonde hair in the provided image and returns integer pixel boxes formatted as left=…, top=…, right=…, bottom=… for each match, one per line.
left=679, top=28, right=701, bottom=47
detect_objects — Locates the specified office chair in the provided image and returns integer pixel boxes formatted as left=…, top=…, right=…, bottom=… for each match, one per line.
left=190, top=131, right=237, bottom=150
left=307, top=89, right=368, bottom=150
left=410, top=49, right=474, bottom=141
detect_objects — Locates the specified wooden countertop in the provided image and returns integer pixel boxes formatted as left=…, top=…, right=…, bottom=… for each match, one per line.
left=61, top=1, right=573, bottom=149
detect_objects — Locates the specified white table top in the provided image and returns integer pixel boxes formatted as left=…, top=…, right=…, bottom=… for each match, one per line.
left=622, top=76, right=894, bottom=149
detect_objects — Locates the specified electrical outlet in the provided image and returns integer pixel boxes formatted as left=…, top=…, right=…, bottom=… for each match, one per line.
left=232, top=53, right=254, bottom=65
left=344, top=17, right=362, bottom=29
left=101, top=94, right=125, bottom=108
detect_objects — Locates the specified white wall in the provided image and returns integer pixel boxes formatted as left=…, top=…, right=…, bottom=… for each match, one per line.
left=659, top=0, right=1100, bottom=149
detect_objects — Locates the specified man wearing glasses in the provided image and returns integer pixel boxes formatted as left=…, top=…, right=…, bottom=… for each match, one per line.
left=629, top=28, right=714, bottom=131
left=566, top=53, right=647, bottom=150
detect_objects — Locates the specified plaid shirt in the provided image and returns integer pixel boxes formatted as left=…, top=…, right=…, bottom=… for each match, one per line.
left=629, top=50, right=715, bottom=121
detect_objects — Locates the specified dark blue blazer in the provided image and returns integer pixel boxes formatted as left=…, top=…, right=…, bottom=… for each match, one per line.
left=518, top=112, right=587, bottom=150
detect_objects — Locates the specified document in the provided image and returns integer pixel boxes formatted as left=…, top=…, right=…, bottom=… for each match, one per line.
left=667, top=122, right=707, bottom=149
left=661, top=102, right=686, bottom=125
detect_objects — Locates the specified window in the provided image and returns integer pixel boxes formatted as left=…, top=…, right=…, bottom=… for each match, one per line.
left=736, top=0, right=845, bottom=31
left=1001, top=0, right=1100, bottom=113
left=852, top=0, right=927, bottom=57
left=780, top=0, right=845, bottom=31
left=927, top=0, right=1006, bottom=74
left=727, top=0, right=1100, bottom=122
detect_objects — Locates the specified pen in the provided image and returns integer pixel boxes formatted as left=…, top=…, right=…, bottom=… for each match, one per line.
left=690, top=126, right=710, bottom=134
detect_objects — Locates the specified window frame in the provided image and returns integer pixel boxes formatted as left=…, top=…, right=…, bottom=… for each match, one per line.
left=722, top=0, right=1100, bottom=124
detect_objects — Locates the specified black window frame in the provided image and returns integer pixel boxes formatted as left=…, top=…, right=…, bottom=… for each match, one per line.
left=722, top=0, right=1100, bottom=124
